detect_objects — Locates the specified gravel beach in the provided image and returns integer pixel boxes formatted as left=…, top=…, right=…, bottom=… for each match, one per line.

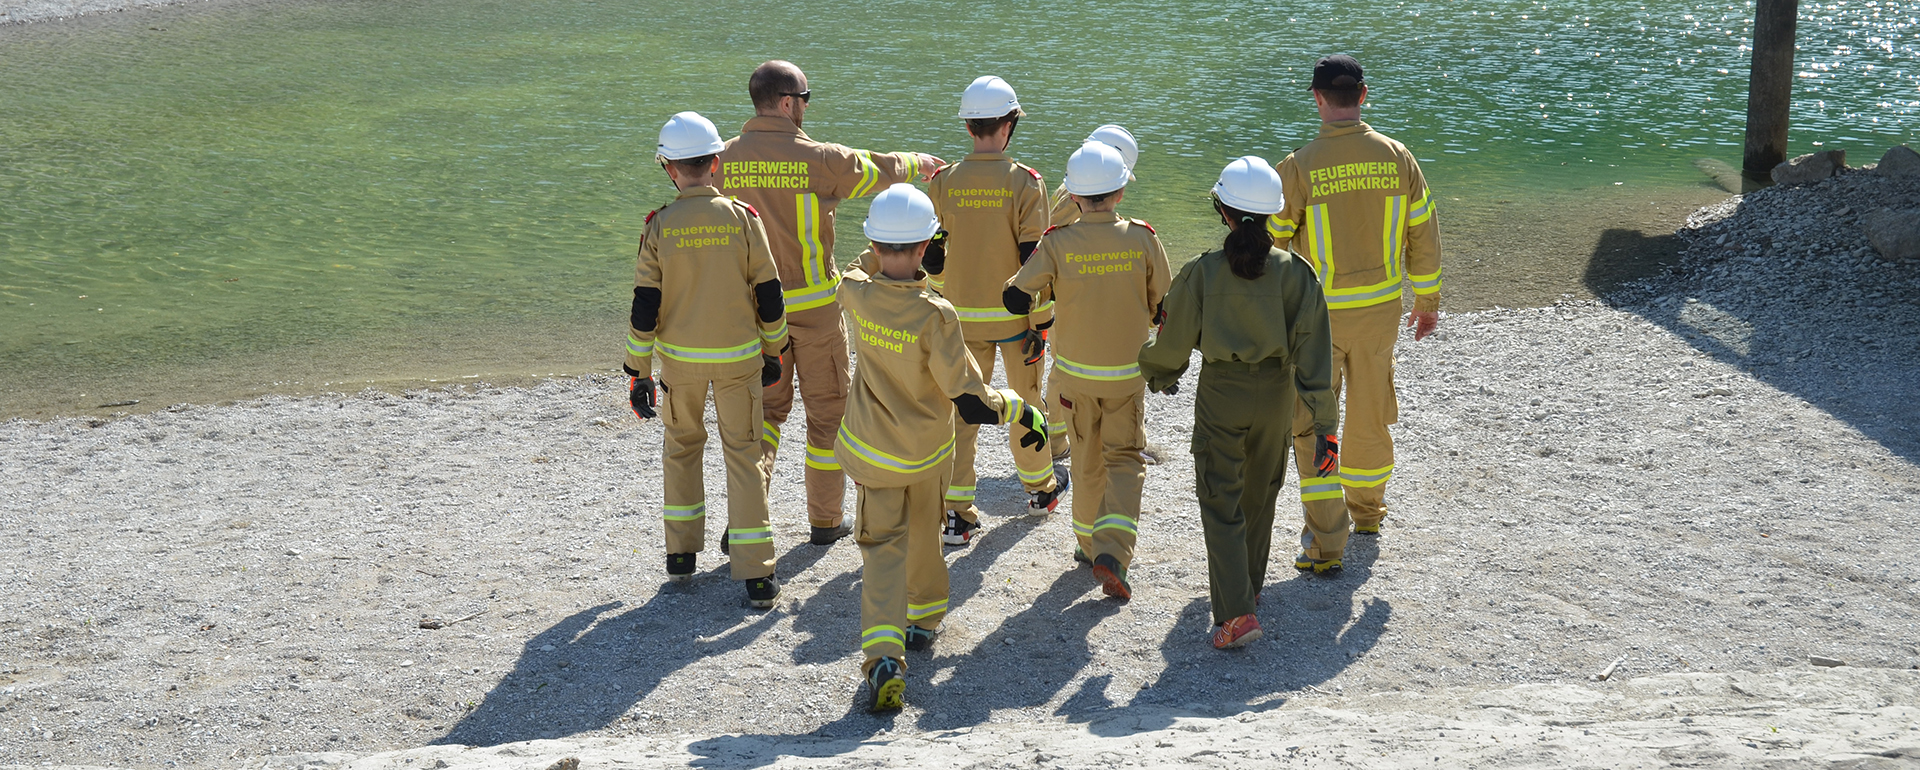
left=5, top=162, right=1920, bottom=768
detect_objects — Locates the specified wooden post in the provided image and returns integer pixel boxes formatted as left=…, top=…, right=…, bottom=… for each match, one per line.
left=1742, top=0, right=1799, bottom=180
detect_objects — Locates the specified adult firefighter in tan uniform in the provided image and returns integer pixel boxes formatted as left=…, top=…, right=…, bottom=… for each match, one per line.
left=624, top=112, right=789, bottom=608
left=1042, top=124, right=1140, bottom=459
left=838, top=184, right=1050, bottom=712
left=924, top=75, right=1062, bottom=546
left=1006, top=141, right=1169, bottom=600
left=1271, top=55, right=1442, bottom=573
left=718, top=60, right=944, bottom=545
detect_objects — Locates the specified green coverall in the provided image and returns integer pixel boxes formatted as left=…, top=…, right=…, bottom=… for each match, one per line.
left=1138, top=246, right=1337, bottom=625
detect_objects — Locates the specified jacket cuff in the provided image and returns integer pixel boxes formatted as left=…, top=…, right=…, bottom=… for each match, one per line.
left=1413, top=293, right=1440, bottom=314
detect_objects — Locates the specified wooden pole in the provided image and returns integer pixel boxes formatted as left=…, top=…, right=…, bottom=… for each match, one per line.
left=1742, top=0, right=1799, bottom=180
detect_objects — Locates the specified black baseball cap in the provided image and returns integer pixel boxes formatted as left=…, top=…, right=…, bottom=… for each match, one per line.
left=1309, top=55, right=1365, bottom=91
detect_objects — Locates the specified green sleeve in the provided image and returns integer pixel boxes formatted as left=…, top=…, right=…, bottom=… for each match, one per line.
left=1137, top=258, right=1204, bottom=392
left=1286, top=259, right=1338, bottom=434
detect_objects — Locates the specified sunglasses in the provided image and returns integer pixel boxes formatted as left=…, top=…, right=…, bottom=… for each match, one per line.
left=782, top=90, right=812, bottom=104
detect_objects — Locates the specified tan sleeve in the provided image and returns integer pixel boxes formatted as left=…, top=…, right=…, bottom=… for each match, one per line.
left=823, top=144, right=922, bottom=200
left=1009, top=236, right=1058, bottom=297
left=1401, top=145, right=1442, bottom=313
left=1269, top=153, right=1305, bottom=248
left=625, top=216, right=663, bottom=374
left=1144, top=229, right=1172, bottom=320
left=926, top=307, right=1012, bottom=423
left=742, top=209, right=788, bottom=355
left=1016, top=168, right=1051, bottom=243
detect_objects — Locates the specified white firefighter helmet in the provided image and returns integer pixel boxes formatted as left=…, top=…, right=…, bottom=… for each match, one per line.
left=863, top=183, right=941, bottom=243
left=656, top=111, right=725, bottom=160
left=957, top=76, right=1023, bottom=119
left=1212, top=156, right=1284, bottom=215
left=1063, top=141, right=1130, bottom=196
left=1086, top=124, right=1139, bottom=171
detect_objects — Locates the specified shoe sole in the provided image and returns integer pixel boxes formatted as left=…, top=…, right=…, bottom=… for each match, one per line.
left=1294, top=558, right=1342, bottom=574
left=942, top=531, right=973, bottom=546
left=869, top=678, right=905, bottom=712
left=747, top=588, right=779, bottom=608
left=666, top=574, right=693, bottom=583
left=1214, top=627, right=1263, bottom=649
left=1354, top=526, right=1381, bottom=535
left=810, top=532, right=850, bottom=545
left=1091, top=564, right=1131, bottom=600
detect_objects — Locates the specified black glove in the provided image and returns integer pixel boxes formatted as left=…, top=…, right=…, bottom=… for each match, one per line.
left=922, top=230, right=948, bottom=275
left=761, top=354, right=782, bottom=388
left=1020, top=328, right=1047, bottom=366
left=629, top=376, right=657, bottom=421
left=1314, top=434, right=1340, bottom=477
left=1015, top=404, right=1048, bottom=451
left=1154, top=381, right=1179, bottom=396
left=1152, top=302, right=1167, bottom=330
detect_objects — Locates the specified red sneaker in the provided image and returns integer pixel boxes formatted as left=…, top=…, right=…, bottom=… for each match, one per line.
left=1211, top=614, right=1263, bottom=649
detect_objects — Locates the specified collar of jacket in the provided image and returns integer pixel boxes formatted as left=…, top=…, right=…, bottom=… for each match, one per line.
left=742, top=115, right=808, bottom=138
left=962, top=151, right=1010, bottom=162
left=868, top=269, right=929, bottom=289
left=1077, top=210, right=1122, bottom=223
left=1317, top=120, right=1371, bottom=138
left=675, top=185, right=724, bottom=199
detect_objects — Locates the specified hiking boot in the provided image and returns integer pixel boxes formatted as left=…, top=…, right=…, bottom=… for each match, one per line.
left=1212, top=614, right=1263, bottom=649
left=904, top=625, right=935, bottom=652
left=866, top=657, right=905, bottom=712
left=811, top=523, right=852, bottom=545
left=744, top=575, right=780, bottom=608
left=666, top=553, right=696, bottom=583
left=1294, top=554, right=1343, bottom=574
left=1353, top=522, right=1381, bottom=535
left=942, top=511, right=980, bottom=546
left=1073, top=546, right=1092, bottom=566
left=1091, top=554, right=1132, bottom=600
left=1027, top=474, right=1068, bottom=515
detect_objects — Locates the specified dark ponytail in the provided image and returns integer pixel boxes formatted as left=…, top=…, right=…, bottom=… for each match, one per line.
left=1217, top=202, right=1273, bottom=280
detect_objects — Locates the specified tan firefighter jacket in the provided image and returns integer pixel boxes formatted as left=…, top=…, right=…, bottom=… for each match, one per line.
left=834, top=259, right=1030, bottom=488
left=927, top=152, right=1052, bottom=342
left=718, top=116, right=925, bottom=314
left=1048, top=182, right=1080, bottom=227
left=625, top=186, right=788, bottom=380
left=1008, top=211, right=1171, bottom=398
left=1137, top=247, right=1338, bottom=435
left=1269, top=120, right=1442, bottom=316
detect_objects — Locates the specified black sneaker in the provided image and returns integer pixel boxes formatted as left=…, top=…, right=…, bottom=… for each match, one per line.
left=942, top=512, right=980, bottom=546
left=1092, top=554, right=1132, bottom=600
left=866, top=657, right=905, bottom=712
left=1027, top=473, right=1068, bottom=515
left=744, top=575, right=780, bottom=608
left=666, top=553, right=696, bottom=583
left=720, top=536, right=729, bottom=555
left=904, top=625, right=935, bottom=651
left=1073, top=546, right=1092, bottom=566
left=810, top=524, right=852, bottom=545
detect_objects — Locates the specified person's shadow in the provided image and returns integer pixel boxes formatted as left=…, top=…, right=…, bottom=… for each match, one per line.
left=435, top=540, right=835, bottom=748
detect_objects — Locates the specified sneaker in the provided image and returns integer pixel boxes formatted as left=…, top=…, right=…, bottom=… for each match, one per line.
left=1294, top=554, right=1343, bottom=574
left=904, top=625, right=935, bottom=651
left=1212, top=614, right=1263, bottom=649
left=1353, top=522, right=1381, bottom=535
left=720, top=536, right=729, bottom=555
left=866, top=657, right=905, bottom=712
left=1073, top=546, right=1092, bottom=566
left=1091, top=554, right=1132, bottom=600
left=942, top=511, right=980, bottom=546
left=1027, top=474, right=1068, bottom=515
left=744, top=575, right=780, bottom=608
left=811, top=524, right=853, bottom=545
left=666, top=553, right=696, bottom=583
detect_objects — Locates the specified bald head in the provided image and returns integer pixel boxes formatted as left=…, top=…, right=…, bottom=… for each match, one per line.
left=749, top=60, right=807, bottom=113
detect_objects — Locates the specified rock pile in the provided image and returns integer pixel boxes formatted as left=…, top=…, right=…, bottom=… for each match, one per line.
left=1763, top=145, right=1920, bottom=261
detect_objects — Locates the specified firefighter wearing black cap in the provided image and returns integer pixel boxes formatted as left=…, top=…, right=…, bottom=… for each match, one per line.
left=1271, top=54, right=1443, bottom=573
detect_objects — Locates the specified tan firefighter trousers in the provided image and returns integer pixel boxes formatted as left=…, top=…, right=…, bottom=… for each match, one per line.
left=760, top=303, right=851, bottom=529
left=1058, top=386, right=1146, bottom=568
left=856, top=469, right=952, bottom=672
left=1292, top=320, right=1399, bottom=559
left=659, top=367, right=775, bottom=580
left=946, top=337, right=1056, bottom=522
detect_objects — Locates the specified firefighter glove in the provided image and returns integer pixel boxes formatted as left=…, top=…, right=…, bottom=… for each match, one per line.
left=921, top=230, right=948, bottom=275
left=1016, top=403, right=1049, bottom=450
left=629, top=376, right=657, bottom=421
left=1314, top=434, right=1339, bottom=477
left=1021, top=328, right=1047, bottom=366
left=761, top=354, right=782, bottom=388
left=1151, top=379, right=1179, bottom=396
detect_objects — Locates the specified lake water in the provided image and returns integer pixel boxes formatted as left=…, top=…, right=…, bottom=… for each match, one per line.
left=1, top=0, right=1914, bottom=416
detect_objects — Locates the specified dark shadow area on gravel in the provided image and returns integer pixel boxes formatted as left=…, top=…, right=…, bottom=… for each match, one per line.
left=435, top=540, right=836, bottom=748
left=1588, top=221, right=1920, bottom=464
left=680, top=511, right=1388, bottom=768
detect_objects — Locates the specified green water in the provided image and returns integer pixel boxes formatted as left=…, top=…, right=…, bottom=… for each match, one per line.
left=1, top=0, right=1914, bottom=414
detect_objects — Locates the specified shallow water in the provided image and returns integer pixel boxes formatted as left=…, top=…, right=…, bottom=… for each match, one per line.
left=1, top=0, right=1913, bottom=415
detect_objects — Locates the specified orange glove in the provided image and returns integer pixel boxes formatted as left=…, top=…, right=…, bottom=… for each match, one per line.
left=1313, top=434, right=1339, bottom=476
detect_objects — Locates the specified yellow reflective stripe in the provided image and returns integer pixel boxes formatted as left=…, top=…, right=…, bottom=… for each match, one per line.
left=760, top=318, right=789, bottom=342
left=953, top=305, right=1024, bottom=323
left=906, top=599, right=948, bottom=619
left=861, top=625, right=905, bottom=649
left=1033, top=299, right=1055, bottom=314
left=1324, top=277, right=1403, bottom=309
left=728, top=526, right=773, bottom=543
left=1267, top=216, right=1298, bottom=241
left=1093, top=514, right=1138, bottom=533
left=997, top=390, right=1027, bottom=424
left=657, top=338, right=763, bottom=363
left=837, top=425, right=956, bottom=474
left=1072, top=519, right=1095, bottom=535
left=1054, top=354, right=1140, bottom=382
left=1408, top=189, right=1434, bottom=226
left=761, top=420, right=781, bottom=445
left=945, top=485, right=976, bottom=501
left=1409, top=269, right=1442, bottom=294
left=849, top=152, right=882, bottom=198
left=663, top=502, right=706, bottom=521
left=1339, top=464, right=1394, bottom=488
left=928, top=275, right=946, bottom=293
left=1383, top=194, right=1405, bottom=280
left=797, top=192, right=826, bottom=287
left=902, top=152, right=920, bottom=182
left=1017, top=463, right=1055, bottom=485
left=783, top=275, right=840, bottom=312
left=805, top=444, right=841, bottom=471
left=1307, top=203, right=1333, bottom=281
left=627, top=333, right=653, bottom=358
left=1300, top=476, right=1344, bottom=501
